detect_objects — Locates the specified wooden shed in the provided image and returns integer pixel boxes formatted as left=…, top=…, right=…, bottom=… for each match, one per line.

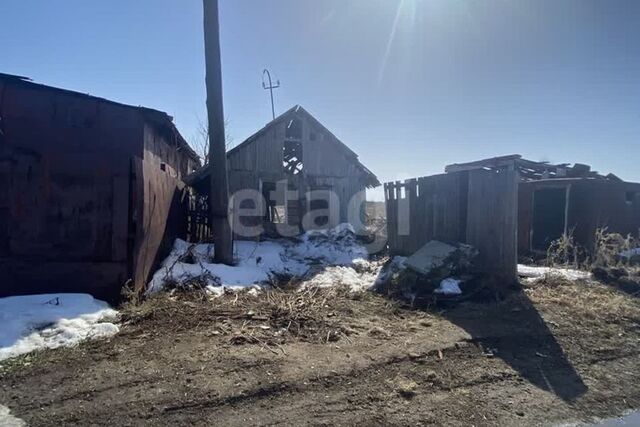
left=186, top=105, right=379, bottom=237
left=440, top=154, right=640, bottom=255
left=384, top=154, right=631, bottom=284
left=0, top=73, right=200, bottom=301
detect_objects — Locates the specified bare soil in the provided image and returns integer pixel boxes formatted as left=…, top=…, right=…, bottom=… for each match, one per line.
left=2, top=275, right=640, bottom=426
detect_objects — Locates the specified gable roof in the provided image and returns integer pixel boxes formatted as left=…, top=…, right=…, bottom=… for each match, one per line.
left=0, top=73, right=200, bottom=162
left=185, top=105, right=379, bottom=188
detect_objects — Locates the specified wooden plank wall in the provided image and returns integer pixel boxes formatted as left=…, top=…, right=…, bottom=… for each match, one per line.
left=465, top=169, right=518, bottom=282
left=385, top=169, right=518, bottom=283
left=519, top=179, right=640, bottom=253
left=385, top=172, right=465, bottom=256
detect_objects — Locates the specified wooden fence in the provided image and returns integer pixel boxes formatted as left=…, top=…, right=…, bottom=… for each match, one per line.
left=385, top=169, right=517, bottom=282
left=186, top=193, right=211, bottom=243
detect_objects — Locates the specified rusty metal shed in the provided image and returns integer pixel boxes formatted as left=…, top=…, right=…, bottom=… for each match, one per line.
left=0, top=73, right=200, bottom=301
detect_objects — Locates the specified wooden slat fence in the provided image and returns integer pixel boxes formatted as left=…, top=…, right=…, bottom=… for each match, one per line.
left=385, top=169, right=517, bottom=283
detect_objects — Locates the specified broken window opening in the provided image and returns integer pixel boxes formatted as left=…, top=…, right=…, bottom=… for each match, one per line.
left=283, top=141, right=303, bottom=175
left=283, top=118, right=303, bottom=175
left=625, top=191, right=637, bottom=205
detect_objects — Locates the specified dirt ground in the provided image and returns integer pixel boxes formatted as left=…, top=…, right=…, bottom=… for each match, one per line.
left=1, top=274, right=640, bottom=427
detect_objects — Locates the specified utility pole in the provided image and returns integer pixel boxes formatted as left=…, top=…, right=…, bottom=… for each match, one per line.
left=262, top=69, right=280, bottom=120
left=203, top=0, right=233, bottom=264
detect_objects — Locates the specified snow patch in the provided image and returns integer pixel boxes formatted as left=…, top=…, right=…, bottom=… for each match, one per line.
left=0, top=294, right=119, bottom=362
left=302, top=265, right=379, bottom=292
left=434, top=278, right=463, bottom=295
left=0, top=405, right=26, bottom=427
left=147, top=224, right=374, bottom=295
left=518, top=264, right=591, bottom=282
left=620, top=248, right=640, bottom=259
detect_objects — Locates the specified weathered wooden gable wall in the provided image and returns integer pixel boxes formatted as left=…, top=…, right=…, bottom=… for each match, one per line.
left=227, top=120, right=288, bottom=195
left=301, top=117, right=368, bottom=225
left=226, top=112, right=369, bottom=227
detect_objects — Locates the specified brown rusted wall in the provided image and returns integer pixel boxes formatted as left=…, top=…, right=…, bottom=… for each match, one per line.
left=131, top=125, right=189, bottom=292
left=0, top=79, right=143, bottom=301
left=0, top=78, right=194, bottom=301
left=518, top=179, right=640, bottom=254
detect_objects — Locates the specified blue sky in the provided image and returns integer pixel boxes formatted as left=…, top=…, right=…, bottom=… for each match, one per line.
left=1, top=0, right=639, bottom=200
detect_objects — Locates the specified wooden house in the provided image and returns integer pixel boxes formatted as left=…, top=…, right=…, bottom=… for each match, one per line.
left=186, top=105, right=379, bottom=236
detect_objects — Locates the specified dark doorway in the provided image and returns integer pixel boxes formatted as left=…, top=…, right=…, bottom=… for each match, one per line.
left=308, top=187, right=331, bottom=228
left=261, top=182, right=285, bottom=223
left=531, top=187, right=567, bottom=251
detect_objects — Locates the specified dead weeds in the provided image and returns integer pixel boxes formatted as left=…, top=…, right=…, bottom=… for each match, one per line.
left=120, top=285, right=406, bottom=353
left=525, top=273, right=640, bottom=324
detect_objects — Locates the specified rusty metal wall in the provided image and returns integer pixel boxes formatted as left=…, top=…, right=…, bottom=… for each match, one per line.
left=0, top=78, right=193, bottom=301
left=131, top=125, right=190, bottom=292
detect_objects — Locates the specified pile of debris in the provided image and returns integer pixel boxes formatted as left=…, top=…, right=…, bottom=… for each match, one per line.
left=377, top=240, right=479, bottom=304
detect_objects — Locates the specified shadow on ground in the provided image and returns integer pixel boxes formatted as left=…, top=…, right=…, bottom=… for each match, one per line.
left=592, top=267, right=640, bottom=298
left=438, top=287, right=588, bottom=403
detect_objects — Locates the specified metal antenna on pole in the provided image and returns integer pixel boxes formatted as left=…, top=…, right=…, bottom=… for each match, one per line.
left=262, top=69, right=280, bottom=120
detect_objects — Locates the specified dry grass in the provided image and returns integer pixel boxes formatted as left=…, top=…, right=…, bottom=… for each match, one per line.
left=525, top=273, right=640, bottom=324
left=593, top=228, right=640, bottom=270
left=120, top=285, right=402, bottom=352
left=546, top=231, right=584, bottom=269
left=390, top=375, right=419, bottom=399
left=545, top=228, right=640, bottom=274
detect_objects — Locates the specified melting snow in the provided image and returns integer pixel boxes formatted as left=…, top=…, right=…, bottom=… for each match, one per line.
left=147, top=224, right=376, bottom=295
left=517, top=264, right=591, bottom=282
left=0, top=294, right=119, bottom=362
left=0, top=405, right=26, bottom=427
left=435, top=278, right=463, bottom=295
left=302, top=265, right=379, bottom=292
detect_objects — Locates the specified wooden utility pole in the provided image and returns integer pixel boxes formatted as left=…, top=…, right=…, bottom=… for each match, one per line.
left=203, top=0, right=234, bottom=264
